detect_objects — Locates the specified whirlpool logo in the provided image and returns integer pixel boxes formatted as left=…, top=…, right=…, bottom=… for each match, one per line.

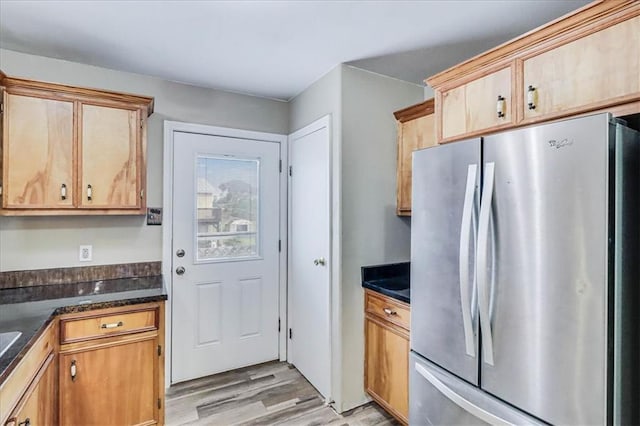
left=548, top=138, right=573, bottom=149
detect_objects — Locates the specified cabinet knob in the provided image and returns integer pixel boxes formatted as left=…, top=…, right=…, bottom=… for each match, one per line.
left=87, top=184, right=93, bottom=201
left=61, top=183, right=67, bottom=200
left=496, top=95, right=506, bottom=119
left=527, top=85, right=537, bottom=110
left=70, top=359, right=77, bottom=382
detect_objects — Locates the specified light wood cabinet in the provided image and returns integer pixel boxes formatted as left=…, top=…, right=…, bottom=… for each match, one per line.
left=364, top=290, right=410, bottom=424
left=394, top=99, right=436, bottom=216
left=0, top=73, right=153, bottom=215
left=0, top=321, right=58, bottom=426
left=440, top=66, right=513, bottom=141
left=427, top=1, right=640, bottom=143
left=58, top=302, right=164, bottom=426
left=521, top=15, right=640, bottom=122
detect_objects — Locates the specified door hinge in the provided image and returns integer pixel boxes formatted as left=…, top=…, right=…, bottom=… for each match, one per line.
left=279, top=159, right=282, bottom=173
left=278, top=239, right=281, bottom=252
left=289, top=166, right=292, bottom=177
left=289, top=328, right=292, bottom=339
left=158, top=398, right=162, bottom=409
left=0, top=102, right=4, bottom=114
left=278, top=318, right=281, bottom=332
left=157, top=345, right=162, bottom=356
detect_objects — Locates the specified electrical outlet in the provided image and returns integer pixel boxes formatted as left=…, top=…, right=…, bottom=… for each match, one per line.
left=79, top=245, right=92, bottom=262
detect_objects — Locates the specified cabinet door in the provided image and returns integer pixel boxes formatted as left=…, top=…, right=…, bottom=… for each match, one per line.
left=59, top=339, right=157, bottom=426
left=79, top=103, right=141, bottom=209
left=365, top=316, right=409, bottom=423
left=441, top=67, right=512, bottom=141
left=397, top=114, right=435, bottom=215
left=523, top=16, right=640, bottom=120
left=8, top=353, right=56, bottom=426
left=3, top=93, right=74, bottom=208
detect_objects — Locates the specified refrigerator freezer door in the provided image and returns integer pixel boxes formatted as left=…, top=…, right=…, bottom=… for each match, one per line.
left=481, top=113, right=610, bottom=425
left=410, top=352, right=545, bottom=426
left=411, top=139, right=480, bottom=385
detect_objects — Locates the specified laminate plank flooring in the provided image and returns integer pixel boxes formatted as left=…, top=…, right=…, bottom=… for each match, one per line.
left=166, top=361, right=400, bottom=426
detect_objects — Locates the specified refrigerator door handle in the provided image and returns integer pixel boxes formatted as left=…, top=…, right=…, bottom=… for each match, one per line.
left=458, top=164, right=478, bottom=357
left=415, top=362, right=513, bottom=426
left=478, top=162, right=495, bottom=366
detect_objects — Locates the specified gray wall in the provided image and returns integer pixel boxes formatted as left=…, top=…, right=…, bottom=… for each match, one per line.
left=340, top=65, right=421, bottom=410
left=0, top=49, right=289, bottom=271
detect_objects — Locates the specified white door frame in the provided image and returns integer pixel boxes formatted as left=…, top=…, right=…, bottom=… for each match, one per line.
left=287, top=115, right=337, bottom=405
left=162, top=120, right=288, bottom=388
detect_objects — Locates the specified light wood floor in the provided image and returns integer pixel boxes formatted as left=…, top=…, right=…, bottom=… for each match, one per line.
left=166, top=361, right=399, bottom=425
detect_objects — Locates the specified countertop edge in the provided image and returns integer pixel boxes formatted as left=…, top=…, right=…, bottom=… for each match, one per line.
left=0, top=293, right=167, bottom=386
left=362, top=282, right=410, bottom=304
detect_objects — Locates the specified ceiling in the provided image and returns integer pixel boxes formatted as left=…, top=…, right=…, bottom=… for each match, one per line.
left=0, top=0, right=590, bottom=101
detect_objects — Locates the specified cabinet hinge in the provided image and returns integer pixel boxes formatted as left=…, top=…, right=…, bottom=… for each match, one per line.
left=289, top=166, right=292, bottom=177
left=158, top=398, right=162, bottom=409
left=0, top=102, right=4, bottom=114
left=289, top=328, right=292, bottom=339
left=278, top=318, right=281, bottom=332
left=278, top=239, right=281, bottom=252
left=158, top=345, right=162, bottom=356
left=279, top=159, right=282, bottom=173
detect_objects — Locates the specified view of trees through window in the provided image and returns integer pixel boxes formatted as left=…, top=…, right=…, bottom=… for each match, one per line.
left=196, top=156, right=259, bottom=260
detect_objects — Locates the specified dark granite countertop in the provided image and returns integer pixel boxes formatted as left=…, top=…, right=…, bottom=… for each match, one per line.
left=361, top=262, right=410, bottom=304
left=0, top=275, right=167, bottom=385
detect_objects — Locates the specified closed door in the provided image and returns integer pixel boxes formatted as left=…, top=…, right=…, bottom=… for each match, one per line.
left=3, top=92, right=74, bottom=208
left=172, top=131, right=281, bottom=383
left=288, top=118, right=331, bottom=398
left=411, top=139, right=480, bottom=385
left=79, top=103, right=140, bottom=208
left=59, top=340, right=157, bottom=426
left=480, top=114, right=609, bottom=425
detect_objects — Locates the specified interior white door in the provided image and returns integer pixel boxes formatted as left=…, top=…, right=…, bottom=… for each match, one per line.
left=172, top=131, right=281, bottom=383
left=288, top=118, right=331, bottom=398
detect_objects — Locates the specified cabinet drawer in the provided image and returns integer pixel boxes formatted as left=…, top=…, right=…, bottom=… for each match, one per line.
left=365, top=290, right=410, bottom=330
left=60, top=307, right=158, bottom=344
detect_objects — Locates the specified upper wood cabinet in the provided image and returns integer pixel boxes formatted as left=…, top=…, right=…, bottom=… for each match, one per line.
left=0, top=72, right=153, bottom=215
left=394, top=99, right=436, bottom=216
left=440, top=66, right=513, bottom=141
left=427, top=1, right=640, bottom=143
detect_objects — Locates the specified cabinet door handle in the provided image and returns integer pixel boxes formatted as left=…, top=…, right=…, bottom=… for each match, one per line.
left=101, top=321, right=124, bottom=329
left=383, top=308, right=397, bottom=316
left=60, top=183, right=67, bottom=200
left=87, top=184, right=93, bottom=201
left=17, top=419, right=30, bottom=426
left=527, top=85, right=537, bottom=110
left=496, top=95, right=506, bottom=118
left=70, top=360, right=77, bottom=382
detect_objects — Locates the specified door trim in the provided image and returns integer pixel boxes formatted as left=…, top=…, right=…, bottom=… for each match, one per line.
left=163, top=120, right=288, bottom=388
left=287, top=115, right=335, bottom=404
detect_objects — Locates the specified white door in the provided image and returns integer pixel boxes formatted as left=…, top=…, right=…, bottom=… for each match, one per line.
left=172, top=131, right=281, bottom=383
left=288, top=117, right=331, bottom=398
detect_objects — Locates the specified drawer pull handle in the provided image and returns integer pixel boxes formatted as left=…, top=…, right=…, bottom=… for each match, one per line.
left=527, top=85, right=537, bottom=110
left=383, top=308, right=397, bottom=316
left=87, top=184, right=93, bottom=201
left=70, top=360, right=77, bottom=382
left=18, top=419, right=30, bottom=426
left=101, top=321, right=124, bottom=329
left=496, top=95, right=506, bottom=119
left=61, top=183, right=67, bottom=200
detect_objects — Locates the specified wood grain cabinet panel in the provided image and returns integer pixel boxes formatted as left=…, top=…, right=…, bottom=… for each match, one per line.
left=3, top=93, right=74, bottom=208
left=394, top=99, right=435, bottom=216
left=441, top=67, right=512, bottom=141
left=0, top=73, right=153, bottom=215
left=364, top=290, right=410, bottom=425
left=59, top=339, right=158, bottom=426
left=80, top=104, right=141, bottom=209
left=6, top=353, right=57, bottom=426
left=522, top=15, right=640, bottom=121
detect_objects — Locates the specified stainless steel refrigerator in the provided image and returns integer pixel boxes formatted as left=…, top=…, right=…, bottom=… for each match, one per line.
left=410, top=113, right=639, bottom=425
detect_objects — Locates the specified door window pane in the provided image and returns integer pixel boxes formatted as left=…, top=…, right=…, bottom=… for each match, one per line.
left=196, top=156, right=259, bottom=261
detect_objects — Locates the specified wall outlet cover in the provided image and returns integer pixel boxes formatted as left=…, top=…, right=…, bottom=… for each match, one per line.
left=147, top=207, right=163, bottom=226
left=79, top=245, right=92, bottom=262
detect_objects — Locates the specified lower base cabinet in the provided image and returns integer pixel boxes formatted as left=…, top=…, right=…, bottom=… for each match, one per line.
left=364, top=290, right=410, bottom=424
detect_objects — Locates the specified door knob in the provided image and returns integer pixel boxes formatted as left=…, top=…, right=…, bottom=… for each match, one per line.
left=176, top=266, right=185, bottom=275
left=313, top=258, right=326, bottom=266
left=176, top=249, right=185, bottom=258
